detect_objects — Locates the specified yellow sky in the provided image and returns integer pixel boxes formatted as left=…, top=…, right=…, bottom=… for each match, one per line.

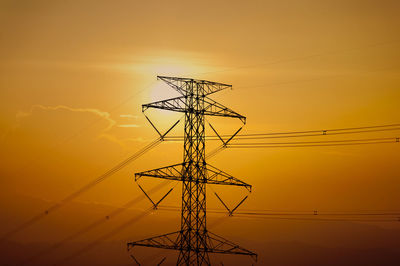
left=0, top=0, right=400, bottom=265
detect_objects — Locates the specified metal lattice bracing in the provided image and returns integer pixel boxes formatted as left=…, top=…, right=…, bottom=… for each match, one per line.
left=128, top=76, right=256, bottom=265
left=134, top=163, right=251, bottom=191
left=157, top=76, right=232, bottom=96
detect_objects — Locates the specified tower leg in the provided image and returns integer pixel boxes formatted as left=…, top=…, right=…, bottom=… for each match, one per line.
left=177, top=83, right=209, bottom=265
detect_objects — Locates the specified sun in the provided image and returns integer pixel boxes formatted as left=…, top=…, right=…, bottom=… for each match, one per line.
left=144, top=78, right=183, bottom=125
left=149, top=79, right=181, bottom=103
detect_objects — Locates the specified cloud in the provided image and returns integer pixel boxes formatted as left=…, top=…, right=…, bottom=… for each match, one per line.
left=12, top=106, right=148, bottom=149
left=0, top=104, right=131, bottom=200
left=97, top=134, right=151, bottom=149
left=118, top=124, right=140, bottom=128
left=119, top=114, right=139, bottom=119
left=1, top=104, right=124, bottom=153
left=16, top=104, right=116, bottom=131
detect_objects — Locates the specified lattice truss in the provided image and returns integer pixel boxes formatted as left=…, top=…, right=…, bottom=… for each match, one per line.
left=127, top=76, right=256, bottom=265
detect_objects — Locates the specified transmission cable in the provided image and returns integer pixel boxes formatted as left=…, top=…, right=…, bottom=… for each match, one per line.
left=54, top=207, right=154, bottom=266
left=53, top=181, right=180, bottom=265
left=18, top=180, right=172, bottom=265
left=164, top=123, right=400, bottom=141
left=227, top=139, right=398, bottom=149
left=157, top=207, right=400, bottom=223
left=192, top=39, right=400, bottom=76
left=0, top=138, right=162, bottom=242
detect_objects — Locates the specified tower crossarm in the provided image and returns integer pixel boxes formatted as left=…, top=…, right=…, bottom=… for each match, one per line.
left=157, top=76, right=190, bottom=96
left=127, top=230, right=257, bottom=261
left=206, top=232, right=257, bottom=260
left=206, top=164, right=252, bottom=191
left=142, top=96, right=187, bottom=113
left=141, top=96, right=246, bottom=125
left=135, top=163, right=251, bottom=191
left=157, top=76, right=232, bottom=96
left=203, top=97, right=246, bottom=124
left=127, top=231, right=180, bottom=251
left=135, top=163, right=184, bottom=182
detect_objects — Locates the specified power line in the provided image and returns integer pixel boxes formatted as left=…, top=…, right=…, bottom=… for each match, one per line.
left=158, top=206, right=400, bottom=216
left=59, top=80, right=157, bottom=145
left=232, top=63, right=400, bottom=93
left=232, top=215, right=399, bottom=223
left=227, top=140, right=398, bottom=149
left=54, top=208, right=154, bottom=266
left=231, top=208, right=400, bottom=214
left=232, top=128, right=400, bottom=140
left=164, top=124, right=400, bottom=141
left=226, top=136, right=399, bottom=145
left=8, top=81, right=158, bottom=186
left=194, top=39, right=400, bottom=76
left=157, top=207, right=400, bottom=223
left=231, top=123, right=400, bottom=137
left=1, top=82, right=159, bottom=243
left=234, top=212, right=400, bottom=217
left=0, top=138, right=162, bottom=242
left=18, top=180, right=172, bottom=265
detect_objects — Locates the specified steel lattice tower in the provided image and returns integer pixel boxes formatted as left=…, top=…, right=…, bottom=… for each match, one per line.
left=128, top=76, right=256, bottom=265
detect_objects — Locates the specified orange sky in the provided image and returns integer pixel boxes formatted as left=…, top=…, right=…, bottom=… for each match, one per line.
left=1, top=0, right=400, bottom=265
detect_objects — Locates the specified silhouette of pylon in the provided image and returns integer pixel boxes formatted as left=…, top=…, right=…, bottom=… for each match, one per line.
left=128, top=76, right=257, bottom=265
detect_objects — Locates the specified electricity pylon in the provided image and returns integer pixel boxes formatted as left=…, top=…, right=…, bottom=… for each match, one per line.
left=127, top=76, right=257, bottom=265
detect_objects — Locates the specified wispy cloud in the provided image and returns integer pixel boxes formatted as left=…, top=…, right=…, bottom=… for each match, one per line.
left=16, top=104, right=116, bottom=131
left=119, top=114, right=139, bottom=119
left=10, top=105, right=151, bottom=152
left=118, top=124, right=140, bottom=128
